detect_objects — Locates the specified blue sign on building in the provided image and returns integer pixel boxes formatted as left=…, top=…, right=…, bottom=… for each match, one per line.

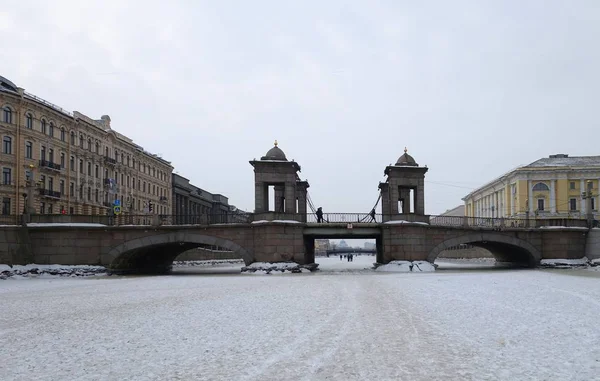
left=114, top=200, right=121, bottom=206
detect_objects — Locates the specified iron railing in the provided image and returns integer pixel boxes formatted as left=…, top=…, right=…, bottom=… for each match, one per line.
left=0, top=213, right=593, bottom=228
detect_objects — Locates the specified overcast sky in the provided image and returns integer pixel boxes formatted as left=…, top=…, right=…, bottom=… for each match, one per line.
left=2, top=1, right=599, bottom=215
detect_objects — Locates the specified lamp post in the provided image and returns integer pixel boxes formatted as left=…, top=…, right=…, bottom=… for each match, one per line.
left=582, top=180, right=595, bottom=227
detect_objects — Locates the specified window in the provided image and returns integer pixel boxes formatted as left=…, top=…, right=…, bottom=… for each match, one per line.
left=40, top=202, right=45, bottom=214
left=121, top=173, right=124, bottom=186
left=69, top=207, right=74, bottom=215
left=127, top=155, right=130, bottom=166
left=1, top=197, right=10, bottom=215
left=95, top=189, right=99, bottom=202
left=48, top=177, right=54, bottom=191
left=95, top=142, right=99, bottom=153
left=143, top=182, right=146, bottom=192
left=70, top=131, right=75, bottom=145
left=70, top=182, right=74, bottom=197
left=532, top=182, right=549, bottom=191
left=2, top=136, right=12, bottom=154
left=41, top=146, right=46, bottom=161
left=26, top=113, right=33, bottom=129
left=39, top=175, right=45, bottom=188
left=570, top=198, right=577, bottom=211
left=41, top=120, right=47, bottom=134
left=87, top=162, right=91, bottom=175
left=95, top=165, right=99, bottom=178
left=2, top=168, right=11, bottom=185
left=104, top=168, right=108, bottom=179
left=79, top=159, right=84, bottom=173
left=87, top=187, right=91, bottom=201
left=60, top=128, right=65, bottom=141
left=60, top=153, right=65, bottom=168
left=3, top=106, right=12, bottom=123
left=70, top=156, right=75, bottom=171
left=60, top=180, right=65, bottom=195
left=105, top=147, right=109, bottom=157
left=48, top=148, right=54, bottom=163
left=592, top=198, right=596, bottom=211
left=79, top=135, right=84, bottom=148
left=570, top=182, right=576, bottom=190
left=49, top=122, right=54, bottom=137
left=48, top=204, right=53, bottom=214
left=88, top=139, right=92, bottom=151
left=25, top=141, right=33, bottom=159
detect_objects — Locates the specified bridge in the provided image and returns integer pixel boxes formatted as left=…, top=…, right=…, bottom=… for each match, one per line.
left=327, top=248, right=377, bottom=255
left=0, top=142, right=594, bottom=273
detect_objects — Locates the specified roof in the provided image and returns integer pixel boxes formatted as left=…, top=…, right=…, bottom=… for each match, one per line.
left=261, top=141, right=287, bottom=161
left=524, top=154, right=600, bottom=168
left=0, top=75, right=18, bottom=93
left=462, top=153, right=600, bottom=201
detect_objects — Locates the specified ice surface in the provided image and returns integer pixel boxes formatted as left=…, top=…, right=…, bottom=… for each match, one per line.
left=1, top=256, right=600, bottom=380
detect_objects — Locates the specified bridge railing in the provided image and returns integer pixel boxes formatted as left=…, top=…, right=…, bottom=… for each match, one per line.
left=1, top=213, right=593, bottom=229
left=428, top=215, right=589, bottom=228
left=307, top=213, right=376, bottom=223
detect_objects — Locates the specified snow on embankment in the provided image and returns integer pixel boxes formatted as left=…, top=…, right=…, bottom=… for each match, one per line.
left=0, top=264, right=107, bottom=280
left=241, top=262, right=318, bottom=274
left=374, top=261, right=436, bottom=272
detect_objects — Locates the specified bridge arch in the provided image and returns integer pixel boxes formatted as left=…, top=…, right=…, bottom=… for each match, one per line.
left=427, top=232, right=541, bottom=267
left=104, top=232, right=254, bottom=274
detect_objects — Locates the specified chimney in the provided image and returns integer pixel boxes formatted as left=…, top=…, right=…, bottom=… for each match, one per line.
left=549, top=154, right=569, bottom=158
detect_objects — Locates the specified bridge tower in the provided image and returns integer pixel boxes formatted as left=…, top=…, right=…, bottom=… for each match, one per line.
left=250, top=141, right=310, bottom=222
left=378, top=148, right=429, bottom=223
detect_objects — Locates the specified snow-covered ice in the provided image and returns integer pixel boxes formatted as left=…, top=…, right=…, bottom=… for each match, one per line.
left=1, top=255, right=600, bottom=380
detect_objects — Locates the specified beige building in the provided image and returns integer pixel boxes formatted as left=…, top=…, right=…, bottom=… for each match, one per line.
left=0, top=75, right=173, bottom=216
left=462, top=154, right=599, bottom=220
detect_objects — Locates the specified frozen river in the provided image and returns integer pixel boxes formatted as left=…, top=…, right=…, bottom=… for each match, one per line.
left=1, top=256, right=600, bottom=381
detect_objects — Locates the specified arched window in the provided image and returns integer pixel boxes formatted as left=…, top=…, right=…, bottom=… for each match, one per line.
left=3, top=136, right=12, bottom=154
left=60, top=128, right=65, bottom=141
left=25, top=141, right=33, bottom=159
left=41, top=119, right=47, bottom=134
left=26, top=113, right=33, bottom=129
left=49, top=122, right=54, bottom=137
left=532, top=182, right=550, bottom=191
left=70, top=131, right=75, bottom=145
left=88, top=139, right=92, bottom=151
left=95, top=142, right=99, bottom=153
left=79, top=135, right=84, bottom=148
left=2, top=106, right=12, bottom=123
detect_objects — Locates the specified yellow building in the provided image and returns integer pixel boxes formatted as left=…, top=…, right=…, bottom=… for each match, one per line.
left=0, top=75, right=173, bottom=217
left=462, top=154, right=599, bottom=220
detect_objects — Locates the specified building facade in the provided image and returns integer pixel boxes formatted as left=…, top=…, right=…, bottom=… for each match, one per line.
left=0, top=75, right=173, bottom=217
left=172, top=174, right=246, bottom=224
left=462, top=154, right=599, bottom=220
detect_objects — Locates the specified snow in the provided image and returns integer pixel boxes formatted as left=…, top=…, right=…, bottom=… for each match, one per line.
left=26, top=223, right=106, bottom=227
left=251, top=220, right=302, bottom=224
left=540, top=258, right=590, bottom=267
left=1, top=264, right=107, bottom=279
left=375, top=260, right=436, bottom=272
left=539, top=226, right=588, bottom=230
left=383, top=220, right=430, bottom=225
left=2, top=257, right=600, bottom=380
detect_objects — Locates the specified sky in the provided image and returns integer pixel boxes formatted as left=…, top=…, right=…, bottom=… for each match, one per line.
left=1, top=0, right=599, bottom=215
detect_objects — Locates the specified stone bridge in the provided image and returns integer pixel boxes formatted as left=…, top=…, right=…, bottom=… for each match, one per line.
left=1, top=221, right=589, bottom=274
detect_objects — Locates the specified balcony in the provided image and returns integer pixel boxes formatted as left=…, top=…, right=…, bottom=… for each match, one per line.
left=39, top=189, right=61, bottom=199
left=104, top=156, right=117, bottom=166
left=159, top=196, right=168, bottom=203
left=39, top=160, right=61, bottom=172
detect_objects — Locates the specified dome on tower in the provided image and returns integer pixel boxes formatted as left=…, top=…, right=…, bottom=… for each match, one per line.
left=261, top=140, right=288, bottom=161
left=396, top=147, right=418, bottom=166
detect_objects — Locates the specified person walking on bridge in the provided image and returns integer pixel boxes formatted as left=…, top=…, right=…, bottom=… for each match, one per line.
left=368, top=208, right=377, bottom=223
left=316, top=207, right=324, bottom=223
